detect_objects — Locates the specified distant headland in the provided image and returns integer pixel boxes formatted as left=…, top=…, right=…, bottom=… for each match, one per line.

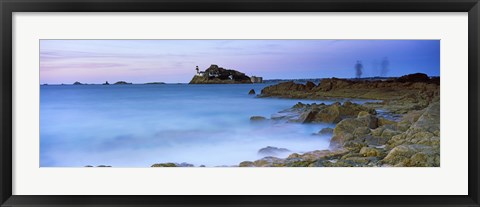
left=189, top=64, right=263, bottom=84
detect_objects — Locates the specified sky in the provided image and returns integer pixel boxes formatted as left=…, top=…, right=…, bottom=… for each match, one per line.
left=40, top=40, right=440, bottom=84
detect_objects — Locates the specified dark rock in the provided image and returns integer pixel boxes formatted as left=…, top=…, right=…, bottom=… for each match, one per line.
left=73, top=81, right=83, bottom=85
left=189, top=64, right=252, bottom=84
left=248, top=89, right=256, bottom=95
left=176, top=162, right=194, bottom=167
left=397, top=73, right=430, bottom=83
left=114, top=81, right=132, bottom=85
left=258, top=146, right=290, bottom=156
left=250, top=116, right=267, bottom=122
left=151, top=163, right=177, bottom=167
left=305, top=81, right=316, bottom=90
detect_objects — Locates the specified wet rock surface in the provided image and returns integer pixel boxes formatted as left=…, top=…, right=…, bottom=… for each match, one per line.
left=239, top=74, right=439, bottom=167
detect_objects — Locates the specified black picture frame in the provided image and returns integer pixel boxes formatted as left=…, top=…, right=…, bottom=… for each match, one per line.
left=1, top=0, right=479, bottom=206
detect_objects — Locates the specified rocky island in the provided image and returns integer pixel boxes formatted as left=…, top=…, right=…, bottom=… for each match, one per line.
left=239, top=73, right=440, bottom=167
left=189, top=64, right=254, bottom=84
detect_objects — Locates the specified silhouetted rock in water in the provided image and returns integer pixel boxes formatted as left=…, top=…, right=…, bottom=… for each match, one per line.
left=73, top=81, right=83, bottom=85
left=114, top=81, right=132, bottom=85
left=145, top=82, right=165, bottom=84
left=248, top=89, right=256, bottom=95
left=97, top=165, right=112, bottom=167
left=176, top=162, right=194, bottom=167
left=151, top=163, right=177, bottom=167
left=250, top=116, right=267, bottom=122
left=258, top=146, right=290, bottom=156
left=151, top=162, right=194, bottom=167
left=103, top=81, right=110, bottom=85
left=189, top=64, right=252, bottom=84
left=84, top=165, right=93, bottom=167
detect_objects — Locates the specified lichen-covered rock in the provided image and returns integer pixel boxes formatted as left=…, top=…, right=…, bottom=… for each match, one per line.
left=252, top=156, right=285, bottom=167
left=359, top=147, right=385, bottom=157
left=382, top=144, right=439, bottom=167
left=239, top=161, right=254, bottom=167
left=329, top=118, right=368, bottom=148
left=318, top=127, right=334, bottom=135
left=295, top=102, right=375, bottom=124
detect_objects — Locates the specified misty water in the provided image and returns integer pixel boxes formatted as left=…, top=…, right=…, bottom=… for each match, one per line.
left=40, top=84, right=372, bottom=167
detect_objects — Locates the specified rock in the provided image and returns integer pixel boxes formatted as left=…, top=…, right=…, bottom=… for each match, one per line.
left=73, top=81, right=83, bottom=85
left=151, top=163, right=177, bottom=167
left=364, top=135, right=389, bottom=146
left=295, top=102, right=375, bottom=124
left=314, top=105, right=341, bottom=123
left=239, top=161, right=254, bottom=167
left=318, top=127, right=334, bottom=135
left=260, top=81, right=312, bottom=98
left=84, top=165, right=93, bottom=167
left=292, top=102, right=307, bottom=109
left=329, top=118, right=368, bottom=149
left=297, top=110, right=319, bottom=123
left=305, top=81, right=316, bottom=90
left=199, top=165, right=206, bottom=167
left=258, top=146, right=290, bottom=156
left=359, top=147, right=384, bottom=157
left=248, top=89, right=256, bottom=95
left=382, top=144, right=439, bottom=167
left=358, top=114, right=378, bottom=129
left=114, top=81, right=132, bottom=85
left=250, top=116, right=267, bottom=122
left=258, top=74, right=439, bottom=105
left=357, top=111, right=370, bottom=118
left=378, top=117, right=396, bottom=126
left=396, top=73, right=430, bottom=83
left=252, top=156, right=284, bottom=167
left=97, top=165, right=111, bottom=167
left=189, top=64, right=252, bottom=84
left=176, top=162, right=194, bottom=167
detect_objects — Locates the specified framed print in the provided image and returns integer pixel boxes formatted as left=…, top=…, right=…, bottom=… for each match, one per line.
left=1, top=0, right=479, bottom=206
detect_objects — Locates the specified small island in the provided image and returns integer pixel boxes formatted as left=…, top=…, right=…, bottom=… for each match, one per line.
left=189, top=64, right=259, bottom=84
left=114, top=81, right=132, bottom=85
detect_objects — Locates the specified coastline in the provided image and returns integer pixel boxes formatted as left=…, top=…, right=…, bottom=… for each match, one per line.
left=236, top=73, right=440, bottom=167
left=148, top=73, right=440, bottom=167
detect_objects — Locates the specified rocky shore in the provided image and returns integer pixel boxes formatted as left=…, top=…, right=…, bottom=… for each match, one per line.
left=241, top=73, right=440, bottom=167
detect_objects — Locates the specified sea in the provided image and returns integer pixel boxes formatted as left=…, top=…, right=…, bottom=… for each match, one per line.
left=40, top=83, right=372, bottom=167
